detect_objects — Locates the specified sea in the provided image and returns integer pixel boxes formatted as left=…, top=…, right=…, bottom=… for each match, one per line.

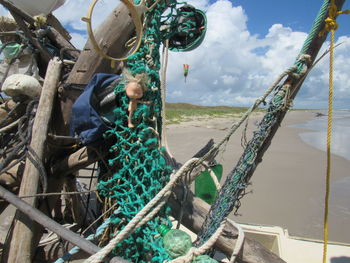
left=293, top=109, right=350, bottom=243
left=295, top=109, right=350, bottom=161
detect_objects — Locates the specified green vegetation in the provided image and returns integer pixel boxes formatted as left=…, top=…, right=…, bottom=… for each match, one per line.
left=164, top=103, right=255, bottom=124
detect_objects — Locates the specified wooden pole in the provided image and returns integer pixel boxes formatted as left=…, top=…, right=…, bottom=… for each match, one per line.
left=0, top=186, right=132, bottom=263
left=54, top=4, right=133, bottom=138
left=6, top=58, right=62, bottom=263
left=66, top=4, right=133, bottom=85
left=0, top=184, right=100, bottom=255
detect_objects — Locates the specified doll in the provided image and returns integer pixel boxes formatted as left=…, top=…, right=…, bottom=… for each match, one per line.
left=124, top=70, right=151, bottom=128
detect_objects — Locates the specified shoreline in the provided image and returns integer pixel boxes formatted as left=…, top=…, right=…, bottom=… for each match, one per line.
left=166, top=110, right=350, bottom=243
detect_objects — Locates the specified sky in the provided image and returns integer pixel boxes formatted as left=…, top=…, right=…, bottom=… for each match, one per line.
left=1, top=0, right=350, bottom=109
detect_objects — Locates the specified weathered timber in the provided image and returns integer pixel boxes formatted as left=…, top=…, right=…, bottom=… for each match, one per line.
left=46, top=27, right=79, bottom=60
left=6, top=58, right=62, bottom=263
left=0, top=184, right=99, bottom=255
left=55, top=4, right=133, bottom=135
left=46, top=14, right=72, bottom=42
left=168, top=188, right=286, bottom=263
left=9, top=12, right=52, bottom=64
left=67, top=4, right=134, bottom=85
left=51, top=147, right=102, bottom=177
left=0, top=185, right=132, bottom=263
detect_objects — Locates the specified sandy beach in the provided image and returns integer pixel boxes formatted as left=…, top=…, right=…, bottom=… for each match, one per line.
left=166, top=110, right=350, bottom=244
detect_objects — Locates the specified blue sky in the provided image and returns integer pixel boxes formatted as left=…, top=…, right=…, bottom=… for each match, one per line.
left=233, top=0, right=350, bottom=37
left=1, top=0, right=350, bottom=109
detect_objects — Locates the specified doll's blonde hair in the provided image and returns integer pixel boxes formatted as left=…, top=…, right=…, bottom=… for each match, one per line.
left=122, top=68, right=149, bottom=91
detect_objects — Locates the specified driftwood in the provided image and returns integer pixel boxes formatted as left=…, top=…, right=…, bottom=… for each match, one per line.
left=168, top=188, right=285, bottom=263
left=0, top=183, right=132, bottom=263
left=6, top=58, right=62, bottom=263
left=55, top=3, right=135, bottom=136
left=46, top=14, right=72, bottom=42
left=51, top=146, right=103, bottom=177
left=0, top=184, right=100, bottom=255
left=46, top=27, right=79, bottom=61
left=9, top=11, right=52, bottom=64
left=67, top=4, right=134, bottom=85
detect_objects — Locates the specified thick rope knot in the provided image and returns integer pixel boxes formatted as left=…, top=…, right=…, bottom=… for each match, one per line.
left=325, top=17, right=338, bottom=32
left=324, top=1, right=339, bottom=32
left=320, top=0, right=350, bottom=36
left=288, top=54, right=311, bottom=80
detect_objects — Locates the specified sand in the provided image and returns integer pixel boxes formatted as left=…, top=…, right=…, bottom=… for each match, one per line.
left=166, top=110, right=350, bottom=244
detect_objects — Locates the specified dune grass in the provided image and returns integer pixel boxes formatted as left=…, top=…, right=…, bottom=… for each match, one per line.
left=164, top=103, right=253, bottom=124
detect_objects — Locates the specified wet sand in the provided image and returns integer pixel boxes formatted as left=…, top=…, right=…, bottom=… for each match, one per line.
left=166, top=110, right=350, bottom=244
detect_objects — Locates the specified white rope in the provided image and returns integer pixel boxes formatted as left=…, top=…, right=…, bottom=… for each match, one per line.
left=84, top=158, right=199, bottom=263
left=227, top=219, right=245, bottom=263
left=160, top=39, right=173, bottom=157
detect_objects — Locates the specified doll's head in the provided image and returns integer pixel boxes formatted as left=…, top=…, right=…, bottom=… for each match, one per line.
left=123, top=69, right=148, bottom=99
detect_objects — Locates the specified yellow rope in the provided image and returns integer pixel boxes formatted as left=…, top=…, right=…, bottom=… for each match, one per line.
left=322, top=2, right=349, bottom=262
left=323, top=27, right=333, bottom=263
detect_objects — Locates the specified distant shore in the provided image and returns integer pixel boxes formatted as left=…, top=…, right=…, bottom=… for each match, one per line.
left=166, top=110, right=350, bottom=243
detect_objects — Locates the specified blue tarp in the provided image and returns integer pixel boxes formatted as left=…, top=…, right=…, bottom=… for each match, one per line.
left=70, top=73, right=120, bottom=145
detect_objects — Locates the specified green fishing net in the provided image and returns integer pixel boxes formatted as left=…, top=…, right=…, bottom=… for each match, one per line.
left=96, top=0, right=206, bottom=261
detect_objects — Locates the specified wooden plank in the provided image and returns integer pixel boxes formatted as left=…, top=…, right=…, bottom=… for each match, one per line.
left=9, top=11, right=52, bottom=64
left=54, top=4, right=133, bottom=137
left=6, top=58, right=62, bottom=263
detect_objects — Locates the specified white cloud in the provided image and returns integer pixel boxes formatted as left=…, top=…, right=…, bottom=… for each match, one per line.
left=221, top=75, right=238, bottom=85
left=165, top=0, right=350, bottom=109
left=1, top=0, right=349, bottom=108
left=69, top=32, right=87, bottom=49
left=53, top=0, right=118, bottom=32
